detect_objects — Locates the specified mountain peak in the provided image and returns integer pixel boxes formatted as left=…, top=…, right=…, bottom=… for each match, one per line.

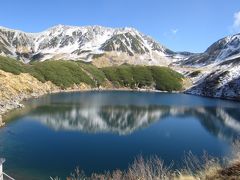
left=0, top=25, right=186, bottom=65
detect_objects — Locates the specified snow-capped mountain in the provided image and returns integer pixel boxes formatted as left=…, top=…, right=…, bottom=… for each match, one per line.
left=0, top=24, right=239, bottom=100
left=174, top=33, right=240, bottom=100
left=176, top=33, right=240, bottom=67
left=0, top=25, right=186, bottom=65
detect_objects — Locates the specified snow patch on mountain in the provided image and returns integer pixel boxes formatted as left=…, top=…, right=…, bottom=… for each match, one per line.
left=0, top=25, right=187, bottom=65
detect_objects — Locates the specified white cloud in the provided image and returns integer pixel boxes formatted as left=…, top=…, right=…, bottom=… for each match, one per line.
left=171, top=28, right=179, bottom=35
left=232, top=11, right=240, bottom=33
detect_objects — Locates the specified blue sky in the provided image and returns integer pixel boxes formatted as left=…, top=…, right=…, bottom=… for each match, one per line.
left=0, top=0, right=240, bottom=52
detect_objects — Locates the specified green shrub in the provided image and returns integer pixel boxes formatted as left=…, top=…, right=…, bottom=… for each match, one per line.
left=0, top=56, right=26, bottom=74
left=150, top=66, right=183, bottom=91
left=102, top=66, right=121, bottom=87
left=132, top=66, right=153, bottom=88
left=116, top=65, right=134, bottom=87
left=31, top=61, right=95, bottom=88
left=101, top=65, right=183, bottom=91
left=77, top=62, right=106, bottom=87
left=0, top=56, right=183, bottom=91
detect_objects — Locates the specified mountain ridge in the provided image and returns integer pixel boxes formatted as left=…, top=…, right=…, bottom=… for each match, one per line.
left=0, top=24, right=240, bottom=100
left=0, top=25, right=186, bottom=65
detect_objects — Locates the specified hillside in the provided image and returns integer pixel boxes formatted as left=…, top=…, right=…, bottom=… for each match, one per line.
left=0, top=56, right=184, bottom=91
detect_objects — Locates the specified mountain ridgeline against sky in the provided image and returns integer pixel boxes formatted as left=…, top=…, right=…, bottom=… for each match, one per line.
left=0, top=24, right=240, bottom=100
left=0, top=25, right=186, bottom=65
left=176, top=33, right=240, bottom=66
left=1, top=25, right=240, bottom=67
left=178, top=33, right=240, bottom=100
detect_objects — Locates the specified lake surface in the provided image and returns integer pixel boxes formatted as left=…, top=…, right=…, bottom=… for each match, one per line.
left=0, top=91, right=240, bottom=180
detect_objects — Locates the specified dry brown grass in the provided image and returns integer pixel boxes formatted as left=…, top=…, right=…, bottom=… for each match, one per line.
left=181, top=140, right=240, bottom=180
left=64, top=156, right=173, bottom=180
left=204, top=140, right=240, bottom=180
left=0, top=70, right=58, bottom=102
left=51, top=141, right=240, bottom=180
left=181, top=152, right=221, bottom=179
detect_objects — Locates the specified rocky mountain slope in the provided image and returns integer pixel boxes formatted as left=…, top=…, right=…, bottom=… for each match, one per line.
left=173, top=33, right=240, bottom=100
left=0, top=25, right=187, bottom=66
left=183, top=58, right=240, bottom=100
left=175, top=33, right=240, bottom=67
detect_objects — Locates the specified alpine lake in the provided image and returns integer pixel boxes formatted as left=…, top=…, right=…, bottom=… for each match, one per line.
left=0, top=91, right=240, bottom=180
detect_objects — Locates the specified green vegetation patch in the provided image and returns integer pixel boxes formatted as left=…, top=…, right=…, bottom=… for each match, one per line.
left=132, top=66, right=153, bottom=88
left=102, top=65, right=183, bottom=91
left=0, top=56, right=184, bottom=91
left=77, top=62, right=106, bottom=87
left=150, top=66, right=183, bottom=91
left=0, top=56, right=26, bottom=75
left=0, top=57, right=95, bottom=88
left=31, top=61, right=95, bottom=88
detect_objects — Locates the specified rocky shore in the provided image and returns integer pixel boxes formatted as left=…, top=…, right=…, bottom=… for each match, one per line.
left=0, top=70, right=57, bottom=126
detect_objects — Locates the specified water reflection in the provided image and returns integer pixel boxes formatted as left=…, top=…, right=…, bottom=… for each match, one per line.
left=2, top=92, right=240, bottom=180
left=28, top=105, right=167, bottom=135
left=25, top=104, right=240, bottom=141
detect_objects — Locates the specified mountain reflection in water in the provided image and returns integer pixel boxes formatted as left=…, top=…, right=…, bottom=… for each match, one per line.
left=2, top=92, right=240, bottom=180
left=23, top=104, right=240, bottom=142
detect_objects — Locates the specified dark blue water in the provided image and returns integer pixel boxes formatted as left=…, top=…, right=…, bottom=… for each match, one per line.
left=0, top=91, right=240, bottom=180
